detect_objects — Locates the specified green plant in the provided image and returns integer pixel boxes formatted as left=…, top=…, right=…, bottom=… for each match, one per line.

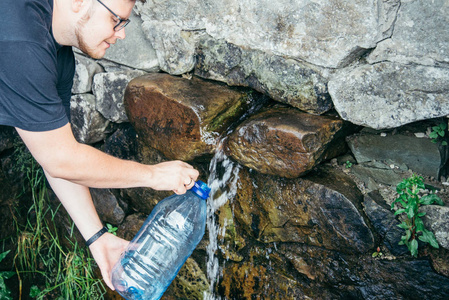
left=12, top=142, right=106, bottom=299
left=372, top=247, right=383, bottom=258
left=0, top=250, right=15, bottom=300
left=344, top=160, right=353, bottom=169
left=429, top=122, right=448, bottom=146
left=391, top=174, right=444, bottom=257
left=106, top=223, right=118, bottom=236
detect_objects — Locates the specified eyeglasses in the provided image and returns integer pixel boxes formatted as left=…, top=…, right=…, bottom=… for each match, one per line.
left=97, top=0, right=131, bottom=31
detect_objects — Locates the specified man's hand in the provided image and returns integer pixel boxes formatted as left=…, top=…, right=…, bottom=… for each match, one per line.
left=88, top=233, right=129, bottom=290
left=148, top=160, right=199, bottom=194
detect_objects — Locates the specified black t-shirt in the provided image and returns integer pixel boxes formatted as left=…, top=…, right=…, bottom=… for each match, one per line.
left=0, top=0, right=75, bottom=132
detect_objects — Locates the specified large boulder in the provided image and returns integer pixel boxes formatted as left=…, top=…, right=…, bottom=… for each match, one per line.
left=233, top=166, right=374, bottom=253
left=328, top=62, right=449, bottom=129
left=124, top=73, right=263, bottom=161
left=134, top=0, right=399, bottom=69
left=195, top=36, right=332, bottom=115
left=226, top=106, right=350, bottom=178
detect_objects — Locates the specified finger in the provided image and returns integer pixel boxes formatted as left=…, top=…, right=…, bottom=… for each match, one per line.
left=184, top=177, right=194, bottom=186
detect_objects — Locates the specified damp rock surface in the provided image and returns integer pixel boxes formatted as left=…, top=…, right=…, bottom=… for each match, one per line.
left=124, top=73, right=260, bottom=161
left=226, top=106, right=350, bottom=178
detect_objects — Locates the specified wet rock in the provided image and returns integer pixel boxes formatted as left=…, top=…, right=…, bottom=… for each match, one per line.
left=277, top=243, right=449, bottom=299
left=363, top=191, right=408, bottom=256
left=346, top=131, right=443, bottom=178
left=220, top=254, right=322, bottom=299
left=233, top=166, right=374, bottom=253
left=329, top=62, right=449, bottom=130
left=166, top=257, right=209, bottom=300
left=226, top=107, right=349, bottom=178
left=72, top=53, right=104, bottom=94
left=124, top=73, right=261, bottom=161
left=90, top=188, right=126, bottom=225
left=195, top=37, right=332, bottom=115
left=93, top=70, right=146, bottom=123
left=70, top=93, right=110, bottom=144
left=421, top=205, right=449, bottom=250
left=216, top=201, right=246, bottom=262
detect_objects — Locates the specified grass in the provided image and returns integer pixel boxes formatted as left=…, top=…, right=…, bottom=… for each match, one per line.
left=10, top=142, right=106, bottom=299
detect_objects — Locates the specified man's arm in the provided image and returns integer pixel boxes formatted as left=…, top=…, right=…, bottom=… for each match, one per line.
left=44, top=171, right=128, bottom=290
left=16, top=123, right=199, bottom=289
left=16, top=123, right=199, bottom=193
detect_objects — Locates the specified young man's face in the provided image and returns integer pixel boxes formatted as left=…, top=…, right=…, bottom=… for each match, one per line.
left=75, top=0, right=134, bottom=59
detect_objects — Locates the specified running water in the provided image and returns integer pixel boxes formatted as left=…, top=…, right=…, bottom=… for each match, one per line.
left=204, top=141, right=241, bottom=300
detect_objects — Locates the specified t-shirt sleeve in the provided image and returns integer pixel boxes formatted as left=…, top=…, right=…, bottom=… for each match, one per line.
left=0, top=40, right=70, bottom=131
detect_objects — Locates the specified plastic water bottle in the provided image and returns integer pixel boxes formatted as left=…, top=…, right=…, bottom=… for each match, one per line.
left=111, top=180, right=211, bottom=300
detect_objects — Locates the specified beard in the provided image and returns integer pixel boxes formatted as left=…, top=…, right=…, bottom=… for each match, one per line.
left=75, top=13, right=105, bottom=59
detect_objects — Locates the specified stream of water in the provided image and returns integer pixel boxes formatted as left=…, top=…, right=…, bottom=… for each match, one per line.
left=204, top=141, right=241, bottom=300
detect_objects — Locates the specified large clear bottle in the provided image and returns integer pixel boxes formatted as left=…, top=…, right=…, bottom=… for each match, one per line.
left=111, top=180, right=211, bottom=300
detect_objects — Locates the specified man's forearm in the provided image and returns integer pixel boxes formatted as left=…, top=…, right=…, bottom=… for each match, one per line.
left=44, top=170, right=103, bottom=241
left=16, top=123, right=199, bottom=193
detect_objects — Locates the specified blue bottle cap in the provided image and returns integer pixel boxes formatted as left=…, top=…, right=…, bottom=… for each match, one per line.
left=191, top=180, right=211, bottom=200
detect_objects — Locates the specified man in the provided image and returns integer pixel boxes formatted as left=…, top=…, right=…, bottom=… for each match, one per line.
left=0, top=0, right=199, bottom=290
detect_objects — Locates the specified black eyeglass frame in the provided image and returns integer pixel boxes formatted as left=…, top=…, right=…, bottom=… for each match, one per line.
left=97, top=0, right=131, bottom=31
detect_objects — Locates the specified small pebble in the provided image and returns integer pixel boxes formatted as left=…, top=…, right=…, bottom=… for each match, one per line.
left=414, top=132, right=426, bottom=138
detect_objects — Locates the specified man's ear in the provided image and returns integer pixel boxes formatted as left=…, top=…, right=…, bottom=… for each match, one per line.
left=71, top=0, right=88, bottom=13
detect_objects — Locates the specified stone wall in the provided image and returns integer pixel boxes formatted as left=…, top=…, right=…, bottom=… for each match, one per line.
left=1, top=0, right=449, bottom=299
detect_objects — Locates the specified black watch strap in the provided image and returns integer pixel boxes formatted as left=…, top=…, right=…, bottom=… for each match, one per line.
left=85, top=226, right=108, bottom=247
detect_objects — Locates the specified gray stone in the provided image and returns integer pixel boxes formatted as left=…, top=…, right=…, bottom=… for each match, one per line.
left=368, top=0, right=449, bottom=67
left=421, top=205, right=449, bottom=250
left=346, top=132, right=443, bottom=178
left=70, top=94, right=110, bottom=144
left=102, top=11, right=160, bottom=72
left=92, top=70, right=146, bottom=123
left=135, top=0, right=399, bottom=69
left=195, top=36, right=332, bottom=114
left=140, top=20, right=198, bottom=75
left=329, top=62, right=449, bottom=129
left=72, top=53, right=104, bottom=94
left=351, top=164, right=406, bottom=189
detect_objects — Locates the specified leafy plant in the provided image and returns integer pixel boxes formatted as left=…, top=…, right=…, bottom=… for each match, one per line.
left=12, top=141, right=106, bottom=299
left=0, top=250, right=15, bottom=300
left=429, top=122, right=448, bottom=146
left=344, top=160, right=353, bottom=169
left=391, top=174, right=444, bottom=257
left=372, top=247, right=383, bottom=258
left=106, top=223, right=118, bottom=236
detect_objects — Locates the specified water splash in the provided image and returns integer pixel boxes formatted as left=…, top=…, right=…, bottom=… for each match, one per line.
left=204, top=141, right=240, bottom=300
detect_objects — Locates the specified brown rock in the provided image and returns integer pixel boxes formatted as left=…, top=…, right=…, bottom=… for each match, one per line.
left=233, top=167, right=374, bottom=253
left=225, top=106, right=348, bottom=178
left=124, top=73, right=256, bottom=161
